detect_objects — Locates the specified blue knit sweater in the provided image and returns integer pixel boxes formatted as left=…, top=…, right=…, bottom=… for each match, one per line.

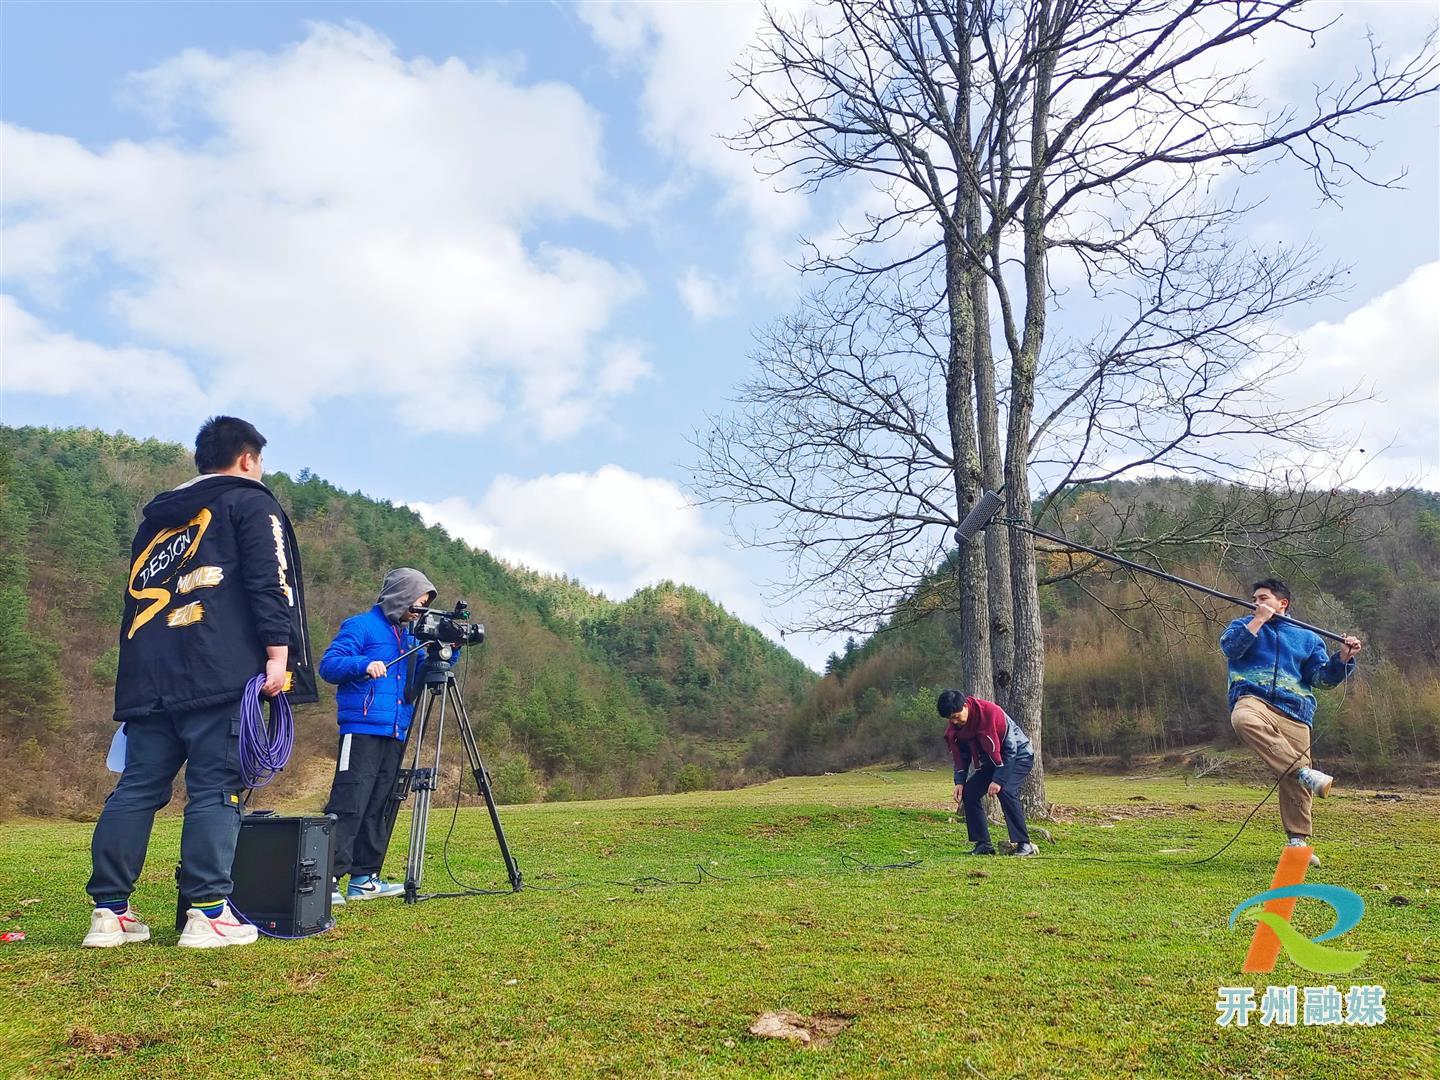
left=1219, top=615, right=1354, bottom=726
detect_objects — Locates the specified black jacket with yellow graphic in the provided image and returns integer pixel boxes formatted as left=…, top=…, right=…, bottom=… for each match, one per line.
left=114, top=474, right=317, bottom=721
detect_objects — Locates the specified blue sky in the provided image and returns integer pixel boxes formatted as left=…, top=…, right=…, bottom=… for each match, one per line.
left=3, top=2, right=1437, bottom=668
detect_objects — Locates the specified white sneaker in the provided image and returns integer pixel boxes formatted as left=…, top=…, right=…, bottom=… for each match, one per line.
left=1297, top=767, right=1334, bottom=797
left=331, top=882, right=346, bottom=906
left=346, top=875, right=404, bottom=901
left=176, top=900, right=258, bottom=949
left=82, top=907, right=151, bottom=948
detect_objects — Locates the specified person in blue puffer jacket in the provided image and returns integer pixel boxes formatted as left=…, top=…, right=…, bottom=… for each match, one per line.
left=320, top=566, right=454, bottom=903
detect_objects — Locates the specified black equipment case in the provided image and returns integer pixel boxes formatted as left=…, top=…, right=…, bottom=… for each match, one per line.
left=175, top=812, right=336, bottom=936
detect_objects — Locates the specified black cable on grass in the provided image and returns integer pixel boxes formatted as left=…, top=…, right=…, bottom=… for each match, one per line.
left=435, top=854, right=923, bottom=896
left=1032, top=776, right=1282, bottom=868
left=840, top=852, right=923, bottom=872
left=603, top=864, right=714, bottom=889
left=591, top=856, right=921, bottom=892
left=523, top=875, right=586, bottom=893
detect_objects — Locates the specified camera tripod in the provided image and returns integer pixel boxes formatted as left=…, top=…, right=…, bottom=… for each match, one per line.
left=382, top=649, right=523, bottom=902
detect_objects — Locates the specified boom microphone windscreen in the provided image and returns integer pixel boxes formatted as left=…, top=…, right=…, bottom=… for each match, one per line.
left=954, top=489, right=1005, bottom=545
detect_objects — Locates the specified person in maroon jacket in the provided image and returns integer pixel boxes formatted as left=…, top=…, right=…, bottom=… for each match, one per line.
left=937, top=690, right=1038, bottom=856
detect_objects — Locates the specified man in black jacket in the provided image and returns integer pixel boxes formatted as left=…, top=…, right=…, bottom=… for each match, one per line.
left=84, top=416, right=316, bottom=949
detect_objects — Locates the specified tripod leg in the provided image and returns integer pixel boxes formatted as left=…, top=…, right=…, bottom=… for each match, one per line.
left=403, top=688, right=447, bottom=904
left=404, top=779, right=430, bottom=904
left=447, top=681, right=523, bottom=892
left=379, top=709, right=422, bottom=862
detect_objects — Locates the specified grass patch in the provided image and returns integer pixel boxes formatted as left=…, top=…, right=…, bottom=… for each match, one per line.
left=2, top=770, right=1436, bottom=1078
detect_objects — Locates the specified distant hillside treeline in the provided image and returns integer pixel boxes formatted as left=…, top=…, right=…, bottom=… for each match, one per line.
left=766, top=480, right=1440, bottom=779
left=6, top=427, right=1437, bottom=820
left=0, top=426, right=813, bottom=818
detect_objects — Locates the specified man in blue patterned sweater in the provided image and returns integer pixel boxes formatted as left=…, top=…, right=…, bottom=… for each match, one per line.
left=1220, top=579, right=1362, bottom=866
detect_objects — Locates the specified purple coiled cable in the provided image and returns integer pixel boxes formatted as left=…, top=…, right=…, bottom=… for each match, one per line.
left=238, top=673, right=294, bottom=789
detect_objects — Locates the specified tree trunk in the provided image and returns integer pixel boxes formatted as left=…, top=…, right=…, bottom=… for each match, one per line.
left=1007, top=456, right=1046, bottom=817
left=945, top=10, right=994, bottom=703
left=945, top=229, right=993, bottom=701
left=1004, top=3, right=1057, bottom=818
left=968, top=211, right=1013, bottom=709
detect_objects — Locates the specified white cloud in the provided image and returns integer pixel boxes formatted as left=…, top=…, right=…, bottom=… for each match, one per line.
left=1286, top=261, right=1440, bottom=489
left=1033, top=266, right=1440, bottom=492
left=412, top=464, right=731, bottom=589
left=1, top=295, right=211, bottom=415
left=1242, top=1, right=1439, bottom=101
left=0, top=22, right=646, bottom=439
left=578, top=1, right=807, bottom=286
left=409, top=464, right=840, bottom=663
left=677, top=266, right=731, bottom=321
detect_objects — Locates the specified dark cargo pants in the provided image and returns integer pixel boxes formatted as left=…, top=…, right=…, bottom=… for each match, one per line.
left=88, top=699, right=245, bottom=904
left=323, top=732, right=405, bottom=879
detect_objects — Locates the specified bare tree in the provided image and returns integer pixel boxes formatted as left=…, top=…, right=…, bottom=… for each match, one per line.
left=697, top=0, right=1437, bottom=812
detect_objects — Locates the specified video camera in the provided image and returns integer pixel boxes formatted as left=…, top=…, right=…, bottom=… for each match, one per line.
left=410, top=600, right=485, bottom=647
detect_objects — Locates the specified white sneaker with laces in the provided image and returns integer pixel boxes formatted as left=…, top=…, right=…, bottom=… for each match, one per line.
left=1297, top=767, right=1334, bottom=797
left=346, top=875, right=404, bottom=900
left=82, top=907, right=151, bottom=948
left=176, top=900, right=258, bottom=949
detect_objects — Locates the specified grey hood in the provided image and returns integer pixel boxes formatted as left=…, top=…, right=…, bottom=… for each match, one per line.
left=378, top=567, right=437, bottom=624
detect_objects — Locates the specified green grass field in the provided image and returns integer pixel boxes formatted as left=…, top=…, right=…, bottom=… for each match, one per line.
left=2, top=770, right=1435, bottom=1079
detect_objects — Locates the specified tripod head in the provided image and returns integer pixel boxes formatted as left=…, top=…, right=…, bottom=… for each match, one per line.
left=386, top=638, right=467, bottom=693
left=419, top=641, right=460, bottom=692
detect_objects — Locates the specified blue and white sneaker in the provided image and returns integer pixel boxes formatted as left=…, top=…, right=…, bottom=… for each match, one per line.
left=1296, top=767, right=1334, bottom=797
left=330, top=881, right=346, bottom=906
left=346, top=874, right=404, bottom=901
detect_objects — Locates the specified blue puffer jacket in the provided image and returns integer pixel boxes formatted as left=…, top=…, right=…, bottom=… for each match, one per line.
left=1219, top=615, right=1354, bottom=726
left=319, top=605, right=425, bottom=739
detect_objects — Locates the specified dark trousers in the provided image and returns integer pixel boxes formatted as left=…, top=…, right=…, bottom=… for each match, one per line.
left=962, top=753, right=1035, bottom=847
left=324, top=732, right=405, bottom=879
left=88, top=700, right=244, bottom=904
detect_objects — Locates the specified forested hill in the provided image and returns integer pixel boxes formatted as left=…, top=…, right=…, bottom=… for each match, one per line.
left=7, top=426, right=1437, bottom=819
left=0, top=425, right=815, bottom=817
left=768, top=479, right=1440, bottom=780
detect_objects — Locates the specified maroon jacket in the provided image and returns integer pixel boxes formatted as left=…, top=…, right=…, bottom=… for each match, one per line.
left=945, top=695, right=1031, bottom=783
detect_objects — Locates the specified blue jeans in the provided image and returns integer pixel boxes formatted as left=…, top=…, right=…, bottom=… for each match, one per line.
left=962, top=752, right=1034, bottom=847
left=88, top=700, right=245, bottom=903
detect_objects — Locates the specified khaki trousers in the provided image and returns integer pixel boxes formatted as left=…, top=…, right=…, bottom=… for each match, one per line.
left=1230, top=695, right=1314, bottom=837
